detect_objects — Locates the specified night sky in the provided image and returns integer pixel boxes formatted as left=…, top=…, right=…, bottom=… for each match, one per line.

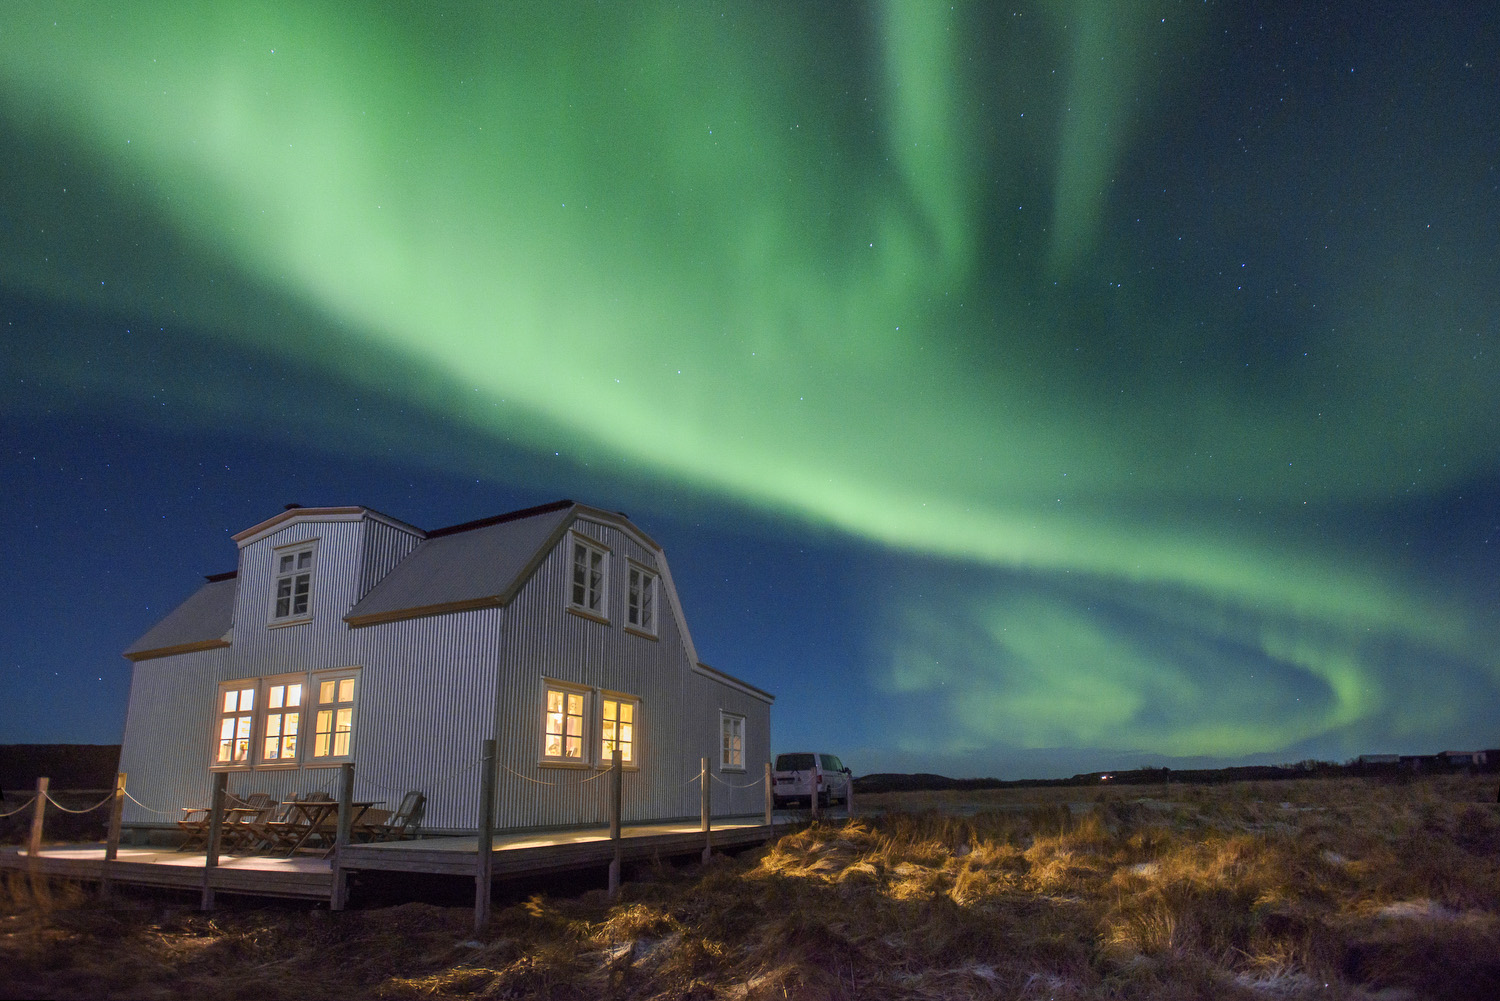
left=3, top=2, right=1497, bottom=778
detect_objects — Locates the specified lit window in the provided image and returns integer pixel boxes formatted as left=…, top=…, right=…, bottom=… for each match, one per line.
left=569, top=537, right=607, bottom=617
left=626, top=564, right=656, bottom=635
left=311, top=673, right=358, bottom=761
left=720, top=712, right=745, bottom=771
left=261, top=680, right=303, bottom=762
left=543, top=685, right=587, bottom=762
left=272, top=543, right=316, bottom=622
left=215, top=684, right=256, bottom=765
left=601, top=697, right=637, bottom=764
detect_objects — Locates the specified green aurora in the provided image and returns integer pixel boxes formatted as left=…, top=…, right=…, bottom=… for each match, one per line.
left=3, top=2, right=1496, bottom=765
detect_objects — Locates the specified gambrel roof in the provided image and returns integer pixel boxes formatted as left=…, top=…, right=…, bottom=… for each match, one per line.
left=120, top=499, right=769, bottom=704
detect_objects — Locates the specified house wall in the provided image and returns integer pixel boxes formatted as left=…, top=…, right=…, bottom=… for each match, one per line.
left=117, top=646, right=233, bottom=826
left=357, top=518, right=424, bottom=598
left=119, top=507, right=771, bottom=835
left=490, top=514, right=772, bottom=829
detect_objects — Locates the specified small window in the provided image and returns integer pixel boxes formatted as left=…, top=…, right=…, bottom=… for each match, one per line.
left=569, top=536, right=608, bottom=618
left=261, top=679, right=303, bottom=763
left=543, top=684, right=588, bottom=763
left=720, top=713, right=745, bottom=771
left=310, top=671, right=358, bottom=762
left=626, top=564, right=657, bottom=635
left=214, top=684, right=257, bottom=766
left=271, top=543, right=316, bottom=622
left=601, top=696, right=638, bottom=764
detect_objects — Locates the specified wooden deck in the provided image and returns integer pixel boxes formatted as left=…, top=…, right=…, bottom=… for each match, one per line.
left=0, top=815, right=787, bottom=903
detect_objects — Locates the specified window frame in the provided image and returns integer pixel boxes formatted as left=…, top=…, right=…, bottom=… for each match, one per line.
left=211, top=681, right=259, bottom=770
left=624, top=561, right=658, bottom=639
left=307, top=668, right=360, bottom=766
left=599, top=692, right=641, bottom=770
left=256, top=673, right=307, bottom=768
left=566, top=533, right=610, bottom=623
left=269, top=541, right=318, bottom=626
left=540, top=680, right=591, bottom=767
left=719, top=712, right=746, bottom=772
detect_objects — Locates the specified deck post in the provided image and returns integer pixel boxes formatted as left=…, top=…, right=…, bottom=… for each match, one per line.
left=200, top=771, right=227, bottom=911
left=764, top=761, right=774, bottom=828
left=330, top=762, right=355, bottom=911
left=27, top=777, right=48, bottom=859
left=474, top=739, right=496, bottom=936
left=810, top=769, right=820, bottom=823
left=101, top=771, right=127, bottom=897
left=846, top=772, right=855, bottom=819
left=700, top=757, right=711, bottom=863
left=607, top=748, right=622, bottom=897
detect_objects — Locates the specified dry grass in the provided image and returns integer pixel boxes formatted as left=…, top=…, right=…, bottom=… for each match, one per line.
left=3, top=775, right=1499, bottom=999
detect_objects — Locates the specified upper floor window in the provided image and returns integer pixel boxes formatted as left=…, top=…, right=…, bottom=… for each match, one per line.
left=626, top=564, right=657, bottom=636
left=272, top=543, right=316, bottom=623
left=569, top=536, right=608, bottom=619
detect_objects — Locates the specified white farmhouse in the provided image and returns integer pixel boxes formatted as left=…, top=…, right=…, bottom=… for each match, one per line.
left=118, top=500, right=773, bottom=836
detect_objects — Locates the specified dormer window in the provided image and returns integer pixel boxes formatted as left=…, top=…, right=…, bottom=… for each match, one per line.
left=626, top=563, right=657, bottom=637
left=272, top=542, right=316, bottom=623
left=568, top=535, right=608, bottom=620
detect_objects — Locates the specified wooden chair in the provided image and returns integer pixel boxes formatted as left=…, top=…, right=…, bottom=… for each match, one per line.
left=362, top=791, right=425, bottom=841
left=351, top=808, right=392, bottom=842
left=176, top=792, right=265, bottom=851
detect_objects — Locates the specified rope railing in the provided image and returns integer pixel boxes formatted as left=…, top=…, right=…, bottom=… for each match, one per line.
left=124, top=790, right=181, bottom=816
left=502, top=762, right=557, bottom=786
left=0, top=795, right=38, bottom=819
left=709, top=772, right=765, bottom=790
left=42, top=789, right=118, bottom=815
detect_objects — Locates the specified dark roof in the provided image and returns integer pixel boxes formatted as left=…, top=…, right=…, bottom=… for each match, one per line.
left=344, top=502, right=579, bottom=626
left=123, top=577, right=237, bottom=661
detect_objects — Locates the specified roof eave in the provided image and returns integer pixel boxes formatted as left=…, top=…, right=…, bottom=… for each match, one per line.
left=123, top=638, right=232, bottom=663
left=345, top=595, right=506, bottom=628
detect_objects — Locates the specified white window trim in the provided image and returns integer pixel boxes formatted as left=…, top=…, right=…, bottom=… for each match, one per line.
left=540, top=679, right=592, bottom=767
left=307, top=668, right=360, bottom=765
left=625, top=561, right=658, bottom=639
left=270, top=541, right=318, bottom=625
left=256, top=673, right=308, bottom=768
left=599, top=691, right=641, bottom=771
left=566, top=533, right=610, bottom=623
left=719, top=711, right=746, bottom=772
left=210, top=668, right=361, bottom=770
left=211, top=681, right=258, bottom=770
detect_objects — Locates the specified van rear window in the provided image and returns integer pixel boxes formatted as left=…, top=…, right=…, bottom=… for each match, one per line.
left=776, top=753, right=814, bottom=770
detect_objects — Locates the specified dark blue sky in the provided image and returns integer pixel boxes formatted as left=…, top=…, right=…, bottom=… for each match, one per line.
left=2, top=2, right=1497, bottom=777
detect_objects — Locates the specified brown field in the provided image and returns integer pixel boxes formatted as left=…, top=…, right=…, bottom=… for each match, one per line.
left=4, top=775, right=1499, bottom=1000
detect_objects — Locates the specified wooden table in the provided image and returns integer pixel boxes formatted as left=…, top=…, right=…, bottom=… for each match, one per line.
left=279, top=800, right=381, bottom=855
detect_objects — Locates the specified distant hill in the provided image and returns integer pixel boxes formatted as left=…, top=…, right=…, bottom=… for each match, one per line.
left=0, top=744, right=120, bottom=792
left=854, top=754, right=1500, bottom=795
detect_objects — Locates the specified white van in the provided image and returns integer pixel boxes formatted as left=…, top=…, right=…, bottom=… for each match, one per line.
left=773, top=752, right=852, bottom=808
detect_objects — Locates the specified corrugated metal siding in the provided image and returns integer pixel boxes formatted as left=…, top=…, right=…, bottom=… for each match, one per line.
left=232, top=520, right=366, bottom=670
left=348, top=610, right=501, bottom=830
left=118, top=647, right=232, bottom=825
left=358, top=518, right=424, bottom=600
left=492, top=516, right=772, bottom=829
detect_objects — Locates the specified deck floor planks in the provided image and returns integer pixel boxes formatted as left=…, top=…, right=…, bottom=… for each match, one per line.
left=0, top=815, right=784, bottom=900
